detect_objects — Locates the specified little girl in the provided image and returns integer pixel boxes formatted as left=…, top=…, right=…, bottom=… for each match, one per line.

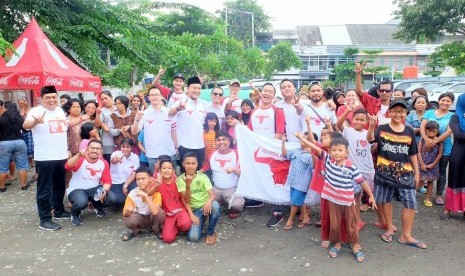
left=225, top=110, right=240, bottom=149
left=79, top=122, right=100, bottom=151
left=418, top=121, right=443, bottom=207
left=203, top=112, right=220, bottom=179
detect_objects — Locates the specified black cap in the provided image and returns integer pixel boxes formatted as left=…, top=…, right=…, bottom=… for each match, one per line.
left=40, top=86, right=58, bottom=97
left=389, top=99, right=408, bottom=110
left=173, top=73, right=185, bottom=81
left=187, top=76, right=201, bottom=86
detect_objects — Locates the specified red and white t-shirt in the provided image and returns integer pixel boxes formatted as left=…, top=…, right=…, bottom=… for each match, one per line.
left=248, top=106, right=285, bottom=138
left=65, top=157, right=112, bottom=195
left=138, top=106, right=176, bottom=158
left=222, top=97, right=243, bottom=113
left=209, top=149, right=239, bottom=190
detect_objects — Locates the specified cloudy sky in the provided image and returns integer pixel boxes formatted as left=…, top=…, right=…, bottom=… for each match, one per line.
left=165, top=0, right=398, bottom=29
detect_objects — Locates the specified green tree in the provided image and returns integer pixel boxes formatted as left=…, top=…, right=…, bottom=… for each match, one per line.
left=394, top=0, right=465, bottom=42
left=220, top=0, right=271, bottom=47
left=360, top=49, right=388, bottom=82
left=332, top=48, right=359, bottom=88
left=0, top=32, right=13, bottom=58
left=426, top=51, right=445, bottom=76
left=265, top=41, right=301, bottom=77
left=432, top=42, right=465, bottom=74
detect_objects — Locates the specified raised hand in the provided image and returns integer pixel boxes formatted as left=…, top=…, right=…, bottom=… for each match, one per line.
left=158, top=66, right=166, bottom=76
left=32, top=111, right=46, bottom=125
left=368, top=115, right=377, bottom=128
left=281, top=134, right=287, bottom=142
left=355, top=60, right=366, bottom=74
left=177, top=99, right=187, bottom=111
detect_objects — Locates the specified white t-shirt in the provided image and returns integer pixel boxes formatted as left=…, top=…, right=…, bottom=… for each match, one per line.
left=205, top=103, right=226, bottom=127
left=210, top=150, right=239, bottom=190
left=110, top=151, right=140, bottom=184
left=26, top=105, right=68, bottom=161
left=138, top=106, right=176, bottom=158
left=274, top=100, right=302, bottom=143
left=66, top=157, right=111, bottom=195
left=378, top=104, right=391, bottom=125
left=249, top=107, right=277, bottom=138
left=301, top=103, right=337, bottom=140
left=343, top=127, right=374, bottom=174
left=222, top=97, right=243, bottom=113
left=100, top=106, right=116, bottom=154
left=168, top=92, right=187, bottom=108
left=173, top=98, right=206, bottom=149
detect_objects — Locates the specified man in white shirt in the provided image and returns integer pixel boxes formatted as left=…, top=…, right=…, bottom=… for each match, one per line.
left=222, top=79, right=243, bottom=113
left=205, top=87, right=226, bottom=128
left=274, top=79, right=304, bottom=143
left=205, top=130, right=244, bottom=218
left=65, top=140, right=116, bottom=226
left=132, top=86, right=178, bottom=173
left=169, top=76, right=207, bottom=172
left=23, top=86, right=70, bottom=231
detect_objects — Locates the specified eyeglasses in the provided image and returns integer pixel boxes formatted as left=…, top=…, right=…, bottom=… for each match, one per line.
left=89, top=147, right=102, bottom=151
left=212, top=93, right=223, bottom=97
left=389, top=110, right=407, bottom=115
left=378, top=89, right=392, bottom=93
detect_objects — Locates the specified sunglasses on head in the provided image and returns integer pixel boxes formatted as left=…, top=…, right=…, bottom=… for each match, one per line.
left=378, top=89, right=392, bottom=93
left=212, top=93, right=223, bottom=96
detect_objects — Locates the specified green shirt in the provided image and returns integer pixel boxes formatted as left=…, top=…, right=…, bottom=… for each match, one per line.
left=176, top=172, right=212, bottom=210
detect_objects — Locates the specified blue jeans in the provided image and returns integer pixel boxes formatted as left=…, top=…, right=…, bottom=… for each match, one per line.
left=68, top=186, right=117, bottom=216
left=147, top=154, right=177, bottom=175
left=0, top=140, right=29, bottom=173
left=110, top=182, right=137, bottom=207
left=188, top=200, right=221, bottom=242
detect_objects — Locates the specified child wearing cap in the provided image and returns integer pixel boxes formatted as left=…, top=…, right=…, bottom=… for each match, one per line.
left=367, top=99, right=426, bottom=249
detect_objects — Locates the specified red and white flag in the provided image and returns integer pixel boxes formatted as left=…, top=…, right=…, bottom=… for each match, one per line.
left=236, top=125, right=320, bottom=205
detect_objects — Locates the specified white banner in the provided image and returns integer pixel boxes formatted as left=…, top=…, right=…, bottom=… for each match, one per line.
left=236, top=125, right=320, bottom=205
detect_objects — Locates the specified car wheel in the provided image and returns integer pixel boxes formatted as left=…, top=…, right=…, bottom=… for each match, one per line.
left=430, top=102, right=439, bottom=109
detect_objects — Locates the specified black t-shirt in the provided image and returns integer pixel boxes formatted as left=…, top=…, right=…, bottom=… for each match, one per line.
left=374, top=124, right=418, bottom=186
left=0, top=114, right=24, bottom=141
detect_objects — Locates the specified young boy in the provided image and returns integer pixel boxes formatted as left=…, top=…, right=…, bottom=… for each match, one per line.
left=337, top=106, right=375, bottom=231
left=177, top=152, right=221, bottom=245
left=121, top=166, right=165, bottom=241
left=295, top=133, right=377, bottom=263
left=282, top=133, right=313, bottom=230
left=367, top=99, right=425, bottom=249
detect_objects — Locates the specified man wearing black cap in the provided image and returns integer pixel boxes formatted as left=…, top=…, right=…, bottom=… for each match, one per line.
left=367, top=99, right=426, bottom=249
left=169, top=76, right=207, bottom=172
left=23, top=86, right=70, bottom=230
left=152, top=68, right=186, bottom=107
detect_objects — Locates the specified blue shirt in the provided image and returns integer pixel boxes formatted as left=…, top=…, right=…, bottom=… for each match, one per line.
left=285, top=148, right=313, bottom=192
left=406, top=111, right=422, bottom=143
left=138, top=130, right=148, bottom=163
left=423, top=110, right=453, bottom=156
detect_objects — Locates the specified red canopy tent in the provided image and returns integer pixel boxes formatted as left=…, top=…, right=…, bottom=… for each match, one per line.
left=0, top=17, right=102, bottom=99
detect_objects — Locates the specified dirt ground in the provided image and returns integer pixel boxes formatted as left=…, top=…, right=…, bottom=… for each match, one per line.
left=0, top=177, right=464, bottom=276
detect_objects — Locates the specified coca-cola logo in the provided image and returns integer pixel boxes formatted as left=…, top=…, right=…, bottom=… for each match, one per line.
left=45, top=77, right=63, bottom=86
left=70, top=79, right=84, bottom=88
left=18, top=76, right=40, bottom=85
left=0, top=77, right=8, bottom=85
left=88, top=81, right=100, bottom=88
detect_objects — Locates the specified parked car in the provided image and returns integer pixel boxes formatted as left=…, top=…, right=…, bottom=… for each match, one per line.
left=393, top=80, right=436, bottom=92
left=404, top=82, right=442, bottom=99
left=428, top=81, right=465, bottom=110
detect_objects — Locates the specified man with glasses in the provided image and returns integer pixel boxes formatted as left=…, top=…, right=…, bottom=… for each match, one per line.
left=205, top=87, right=226, bottom=128
left=355, top=62, right=393, bottom=125
left=131, top=86, right=178, bottom=174
left=24, top=86, right=70, bottom=231
left=65, top=140, right=116, bottom=226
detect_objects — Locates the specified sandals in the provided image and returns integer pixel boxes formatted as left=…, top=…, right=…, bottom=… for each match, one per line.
left=359, top=204, right=371, bottom=212
left=398, top=239, right=427, bottom=249
left=0, top=187, right=6, bottom=193
left=21, top=183, right=31, bottom=191
left=206, top=232, right=218, bottom=245
left=423, top=200, right=433, bottom=207
left=328, top=246, right=342, bottom=258
left=321, top=240, right=330, bottom=248
left=121, top=231, right=135, bottom=241
left=353, top=250, right=365, bottom=263
left=297, top=221, right=311, bottom=228
left=439, top=212, right=450, bottom=220
left=284, top=224, right=294, bottom=230
left=434, top=198, right=444, bottom=205
left=228, top=212, right=239, bottom=219
left=380, top=233, right=393, bottom=243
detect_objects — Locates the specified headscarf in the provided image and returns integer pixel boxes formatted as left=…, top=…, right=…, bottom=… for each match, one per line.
left=455, top=93, right=465, bottom=132
left=332, top=91, right=345, bottom=111
left=241, top=99, right=254, bottom=125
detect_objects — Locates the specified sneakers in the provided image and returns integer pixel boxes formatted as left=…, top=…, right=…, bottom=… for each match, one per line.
left=244, top=199, right=265, bottom=208
left=53, top=210, right=71, bottom=220
left=419, top=187, right=427, bottom=194
left=266, top=211, right=283, bottom=227
left=39, top=220, right=61, bottom=231
left=95, top=208, right=106, bottom=218
left=71, top=215, right=82, bottom=226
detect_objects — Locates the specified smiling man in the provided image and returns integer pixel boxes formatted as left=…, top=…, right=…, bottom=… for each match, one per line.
left=23, top=85, right=70, bottom=231
left=169, top=76, right=207, bottom=172
left=223, top=79, right=243, bottom=113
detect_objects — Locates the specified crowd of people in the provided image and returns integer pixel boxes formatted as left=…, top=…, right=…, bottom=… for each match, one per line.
left=1, top=62, right=464, bottom=264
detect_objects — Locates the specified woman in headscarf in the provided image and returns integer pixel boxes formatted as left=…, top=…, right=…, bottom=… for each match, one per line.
left=332, top=90, right=345, bottom=113
left=240, top=99, right=254, bottom=125
left=441, top=94, right=465, bottom=219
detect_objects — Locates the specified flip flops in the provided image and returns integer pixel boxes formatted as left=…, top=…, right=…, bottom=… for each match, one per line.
left=423, top=200, right=433, bottom=207
left=397, top=239, right=427, bottom=249
left=228, top=212, right=239, bottom=219
left=284, top=224, right=294, bottom=230
left=359, top=204, right=371, bottom=212
left=381, top=233, right=393, bottom=243
left=121, top=230, right=135, bottom=241
left=206, top=232, right=218, bottom=245
left=328, top=246, right=342, bottom=258
left=297, top=221, right=311, bottom=228
left=434, top=198, right=444, bottom=205
left=353, top=250, right=365, bottom=263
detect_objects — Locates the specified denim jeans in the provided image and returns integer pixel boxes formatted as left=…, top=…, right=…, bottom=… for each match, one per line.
left=436, top=155, right=450, bottom=196
left=110, top=181, right=137, bottom=207
left=36, top=159, right=67, bottom=223
left=187, top=200, right=221, bottom=242
left=0, top=140, right=29, bottom=173
left=68, top=186, right=117, bottom=216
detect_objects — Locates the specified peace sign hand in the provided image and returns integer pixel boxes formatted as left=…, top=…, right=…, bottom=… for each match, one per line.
left=32, top=111, right=46, bottom=125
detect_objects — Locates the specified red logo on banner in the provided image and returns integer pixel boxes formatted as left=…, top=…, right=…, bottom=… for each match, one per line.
left=253, top=147, right=290, bottom=186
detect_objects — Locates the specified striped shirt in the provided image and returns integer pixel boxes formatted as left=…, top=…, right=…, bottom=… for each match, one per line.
left=321, top=153, right=364, bottom=206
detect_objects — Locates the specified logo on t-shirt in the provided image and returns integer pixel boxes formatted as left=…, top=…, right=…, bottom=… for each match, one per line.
left=146, top=119, right=154, bottom=125
left=49, top=120, right=66, bottom=134
left=214, top=157, right=231, bottom=168
left=86, top=165, right=102, bottom=177
left=255, top=114, right=270, bottom=124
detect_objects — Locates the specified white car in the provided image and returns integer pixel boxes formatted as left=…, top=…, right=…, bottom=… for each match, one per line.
left=428, top=81, right=465, bottom=110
